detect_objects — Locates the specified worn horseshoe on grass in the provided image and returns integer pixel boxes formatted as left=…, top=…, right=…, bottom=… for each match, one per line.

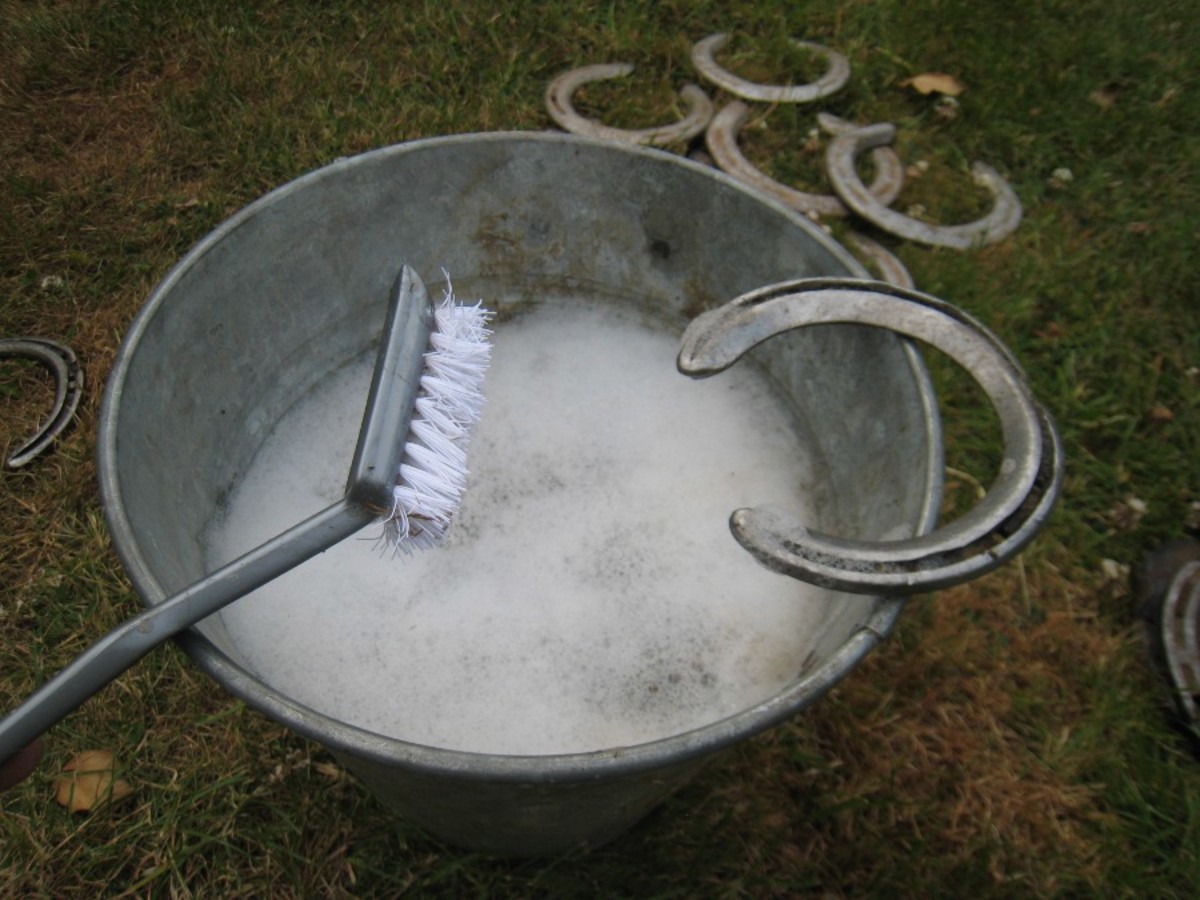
left=1158, top=560, right=1200, bottom=736
left=678, top=278, right=1062, bottom=595
left=826, top=123, right=1023, bottom=249
left=0, top=338, right=84, bottom=469
left=544, top=63, right=714, bottom=146
left=705, top=100, right=904, bottom=218
left=690, top=33, right=850, bottom=104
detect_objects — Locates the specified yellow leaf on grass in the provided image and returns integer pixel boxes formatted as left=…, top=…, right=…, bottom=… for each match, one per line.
left=54, top=749, right=133, bottom=812
left=900, top=72, right=965, bottom=96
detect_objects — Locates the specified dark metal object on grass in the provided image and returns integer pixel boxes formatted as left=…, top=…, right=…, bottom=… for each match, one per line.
left=1160, top=562, right=1200, bottom=738
left=0, top=337, right=84, bottom=469
left=1136, top=538, right=1200, bottom=744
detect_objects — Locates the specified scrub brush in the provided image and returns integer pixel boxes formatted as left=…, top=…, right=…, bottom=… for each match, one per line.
left=0, top=265, right=491, bottom=767
left=384, top=273, right=492, bottom=552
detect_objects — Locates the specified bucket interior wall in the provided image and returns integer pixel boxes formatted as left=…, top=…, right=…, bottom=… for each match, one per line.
left=99, top=133, right=941, bottom=853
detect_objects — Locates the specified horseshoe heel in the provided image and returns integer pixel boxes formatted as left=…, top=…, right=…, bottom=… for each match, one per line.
left=826, top=123, right=1023, bottom=249
left=677, top=279, right=1062, bottom=595
left=544, top=63, right=714, bottom=146
left=705, top=101, right=904, bottom=218
left=815, top=111, right=869, bottom=137
left=691, top=33, right=850, bottom=104
left=844, top=231, right=915, bottom=289
left=1158, top=561, right=1200, bottom=735
left=1, top=338, right=84, bottom=469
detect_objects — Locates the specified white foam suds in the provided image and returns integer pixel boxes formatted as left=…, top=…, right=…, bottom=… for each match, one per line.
left=209, top=299, right=830, bottom=755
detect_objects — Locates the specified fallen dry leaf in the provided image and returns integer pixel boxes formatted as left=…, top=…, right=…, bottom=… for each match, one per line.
left=900, top=72, right=965, bottom=97
left=54, top=749, right=134, bottom=813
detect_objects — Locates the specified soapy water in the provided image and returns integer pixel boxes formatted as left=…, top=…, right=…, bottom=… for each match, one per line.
left=209, top=298, right=832, bottom=755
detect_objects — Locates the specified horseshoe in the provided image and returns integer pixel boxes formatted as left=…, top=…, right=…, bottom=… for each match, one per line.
left=690, top=33, right=850, bottom=104
left=678, top=278, right=1062, bottom=595
left=826, top=123, right=1023, bottom=249
left=705, top=100, right=904, bottom=218
left=816, top=111, right=876, bottom=138
left=844, top=231, right=915, bottom=289
left=544, top=63, right=714, bottom=146
left=1158, top=561, right=1200, bottom=736
left=0, top=338, right=84, bottom=469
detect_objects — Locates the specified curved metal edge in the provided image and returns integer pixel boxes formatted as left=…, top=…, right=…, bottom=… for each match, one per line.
left=680, top=278, right=1044, bottom=552
left=691, top=33, right=850, bottom=104
left=732, top=402, right=1062, bottom=594
left=815, top=111, right=858, bottom=136
left=0, top=338, right=84, bottom=469
left=1161, top=561, right=1200, bottom=734
left=544, top=63, right=714, bottom=146
left=705, top=101, right=904, bottom=218
left=825, top=124, right=1023, bottom=249
left=678, top=278, right=1060, bottom=595
left=844, top=231, right=915, bottom=289
left=174, top=599, right=901, bottom=784
left=95, top=133, right=929, bottom=785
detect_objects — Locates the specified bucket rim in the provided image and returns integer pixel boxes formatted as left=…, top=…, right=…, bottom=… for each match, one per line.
left=96, top=130, right=942, bottom=782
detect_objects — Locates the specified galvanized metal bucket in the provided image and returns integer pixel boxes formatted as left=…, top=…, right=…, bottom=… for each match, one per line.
left=98, top=132, right=956, bottom=855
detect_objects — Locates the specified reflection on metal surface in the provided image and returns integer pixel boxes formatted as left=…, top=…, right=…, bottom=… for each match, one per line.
left=691, top=34, right=850, bottom=104
left=826, top=123, right=1022, bottom=249
left=544, top=63, right=713, bottom=146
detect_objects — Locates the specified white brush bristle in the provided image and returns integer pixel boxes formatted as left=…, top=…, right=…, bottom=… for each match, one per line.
left=383, top=278, right=492, bottom=553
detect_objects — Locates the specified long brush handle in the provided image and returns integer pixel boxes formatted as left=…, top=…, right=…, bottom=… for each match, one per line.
left=0, top=501, right=374, bottom=763
left=0, top=266, right=432, bottom=766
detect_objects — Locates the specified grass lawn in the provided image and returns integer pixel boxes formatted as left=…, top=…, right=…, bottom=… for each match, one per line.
left=2, top=0, right=1198, bottom=895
